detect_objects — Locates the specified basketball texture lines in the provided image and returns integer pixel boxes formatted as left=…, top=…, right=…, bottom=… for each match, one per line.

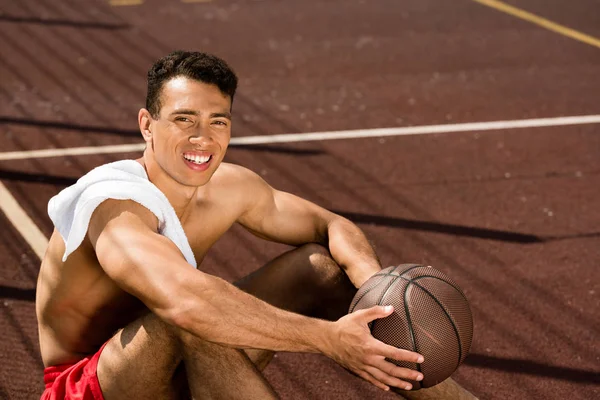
left=349, top=265, right=474, bottom=390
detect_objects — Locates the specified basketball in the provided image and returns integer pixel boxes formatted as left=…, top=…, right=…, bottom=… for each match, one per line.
left=349, top=264, right=473, bottom=390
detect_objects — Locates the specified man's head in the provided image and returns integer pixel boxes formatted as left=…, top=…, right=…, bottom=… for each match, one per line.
left=146, top=51, right=238, bottom=118
left=139, top=51, right=238, bottom=188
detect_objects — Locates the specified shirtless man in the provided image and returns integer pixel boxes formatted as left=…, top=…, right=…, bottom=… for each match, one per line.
left=36, top=51, right=475, bottom=399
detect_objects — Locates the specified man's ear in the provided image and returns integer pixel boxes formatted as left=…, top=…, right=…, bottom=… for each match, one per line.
left=138, top=108, right=154, bottom=143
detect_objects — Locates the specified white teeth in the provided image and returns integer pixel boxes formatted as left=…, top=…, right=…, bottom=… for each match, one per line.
left=184, top=154, right=211, bottom=164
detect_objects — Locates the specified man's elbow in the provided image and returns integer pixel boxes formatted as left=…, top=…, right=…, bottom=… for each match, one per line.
left=328, top=214, right=360, bottom=234
left=154, top=274, right=216, bottom=336
left=157, top=297, right=208, bottom=335
left=162, top=305, right=193, bottom=332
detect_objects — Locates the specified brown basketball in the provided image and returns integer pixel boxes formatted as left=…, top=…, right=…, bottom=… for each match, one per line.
left=349, top=264, right=473, bottom=390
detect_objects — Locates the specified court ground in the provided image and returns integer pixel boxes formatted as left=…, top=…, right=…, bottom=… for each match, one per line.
left=0, top=0, right=599, bottom=398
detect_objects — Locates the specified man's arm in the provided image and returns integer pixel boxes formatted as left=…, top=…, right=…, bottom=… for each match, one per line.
left=237, top=170, right=381, bottom=287
left=88, top=199, right=325, bottom=352
left=88, top=199, right=423, bottom=391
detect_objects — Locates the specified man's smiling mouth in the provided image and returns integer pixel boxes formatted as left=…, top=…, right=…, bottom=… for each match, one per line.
left=183, top=152, right=212, bottom=165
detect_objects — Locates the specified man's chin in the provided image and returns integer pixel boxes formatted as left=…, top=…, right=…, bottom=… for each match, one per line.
left=179, top=170, right=216, bottom=188
left=176, top=176, right=211, bottom=188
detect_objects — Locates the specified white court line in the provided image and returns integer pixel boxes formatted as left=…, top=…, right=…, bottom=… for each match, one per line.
left=0, top=115, right=599, bottom=161
left=0, top=143, right=146, bottom=161
left=232, top=114, right=600, bottom=144
left=0, top=182, right=48, bottom=259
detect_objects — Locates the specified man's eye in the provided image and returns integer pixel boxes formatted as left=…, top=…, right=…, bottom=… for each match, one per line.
left=213, top=120, right=228, bottom=126
left=175, top=117, right=191, bottom=122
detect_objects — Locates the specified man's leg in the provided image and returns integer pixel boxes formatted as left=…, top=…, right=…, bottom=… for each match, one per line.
left=96, top=311, right=278, bottom=399
left=234, top=243, right=357, bottom=369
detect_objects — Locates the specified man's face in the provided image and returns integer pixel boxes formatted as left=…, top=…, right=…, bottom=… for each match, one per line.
left=146, top=76, right=232, bottom=187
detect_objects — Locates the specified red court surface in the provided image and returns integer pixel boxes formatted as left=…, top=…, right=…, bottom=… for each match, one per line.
left=1, top=0, right=599, bottom=399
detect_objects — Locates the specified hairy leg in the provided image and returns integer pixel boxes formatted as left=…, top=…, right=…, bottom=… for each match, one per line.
left=177, top=329, right=278, bottom=400
left=96, top=312, right=182, bottom=399
left=96, top=312, right=277, bottom=400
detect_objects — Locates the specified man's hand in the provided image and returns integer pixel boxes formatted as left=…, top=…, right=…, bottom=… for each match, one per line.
left=326, top=305, right=424, bottom=392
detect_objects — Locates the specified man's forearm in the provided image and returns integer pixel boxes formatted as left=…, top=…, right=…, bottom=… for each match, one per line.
left=169, top=271, right=335, bottom=354
left=326, top=217, right=381, bottom=287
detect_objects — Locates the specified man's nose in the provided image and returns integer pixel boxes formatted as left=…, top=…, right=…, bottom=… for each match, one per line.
left=189, top=126, right=213, bottom=144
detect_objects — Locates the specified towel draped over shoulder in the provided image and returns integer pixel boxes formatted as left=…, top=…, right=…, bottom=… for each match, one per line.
left=47, top=160, right=197, bottom=268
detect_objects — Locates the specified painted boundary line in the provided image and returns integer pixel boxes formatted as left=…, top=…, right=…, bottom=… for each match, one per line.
left=472, top=0, right=600, bottom=49
left=0, top=182, right=48, bottom=259
left=230, top=115, right=600, bottom=144
left=0, top=115, right=599, bottom=161
left=109, top=0, right=144, bottom=6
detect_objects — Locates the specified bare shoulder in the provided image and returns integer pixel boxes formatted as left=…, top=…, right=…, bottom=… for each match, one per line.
left=214, top=162, right=266, bottom=185
left=213, top=162, right=272, bottom=194
left=211, top=163, right=273, bottom=216
left=88, top=199, right=159, bottom=240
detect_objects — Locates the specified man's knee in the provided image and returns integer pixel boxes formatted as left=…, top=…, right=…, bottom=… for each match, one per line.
left=294, top=243, right=356, bottom=320
left=97, top=313, right=185, bottom=398
left=118, top=311, right=180, bottom=351
left=296, top=243, right=344, bottom=285
left=297, top=242, right=330, bottom=259
left=304, top=243, right=334, bottom=266
left=300, top=242, right=331, bottom=259
left=119, top=311, right=209, bottom=358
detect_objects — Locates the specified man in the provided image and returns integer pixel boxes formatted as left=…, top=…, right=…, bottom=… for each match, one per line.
left=36, top=51, right=475, bottom=399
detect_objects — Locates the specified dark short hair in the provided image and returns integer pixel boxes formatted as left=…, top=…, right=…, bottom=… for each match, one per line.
left=145, top=50, right=238, bottom=118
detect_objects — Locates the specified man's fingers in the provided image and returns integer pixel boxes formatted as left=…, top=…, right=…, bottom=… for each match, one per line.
left=374, top=359, right=424, bottom=382
left=355, top=305, right=394, bottom=323
left=372, top=340, right=424, bottom=364
left=356, top=370, right=389, bottom=392
left=345, top=305, right=426, bottom=392
left=366, top=366, right=415, bottom=390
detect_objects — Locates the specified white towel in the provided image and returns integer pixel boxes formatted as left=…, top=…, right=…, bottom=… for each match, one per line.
left=47, top=160, right=197, bottom=268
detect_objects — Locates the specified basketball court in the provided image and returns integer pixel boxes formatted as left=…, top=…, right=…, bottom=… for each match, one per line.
left=0, top=0, right=599, bottom=398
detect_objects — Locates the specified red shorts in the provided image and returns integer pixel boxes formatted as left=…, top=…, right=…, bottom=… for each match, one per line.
left=41, top=342, right=108, bottom=400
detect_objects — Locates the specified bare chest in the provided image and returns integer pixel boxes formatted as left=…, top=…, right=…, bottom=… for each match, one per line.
left=180, top=200, right=241, bottom=263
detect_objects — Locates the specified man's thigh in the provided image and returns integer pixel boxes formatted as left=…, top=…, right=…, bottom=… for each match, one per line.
left=96, top=312, right=186, bottom=400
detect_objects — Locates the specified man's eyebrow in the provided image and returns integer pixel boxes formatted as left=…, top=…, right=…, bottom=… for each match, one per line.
left=169, top=110, right=231, bottom=120
left=211, top=112, right=232, bottom=120
left=169, top=109, right=199, bottom=116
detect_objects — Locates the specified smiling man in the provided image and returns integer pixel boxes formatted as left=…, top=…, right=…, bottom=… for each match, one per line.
left=36, top=51, right=475, bottom=399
